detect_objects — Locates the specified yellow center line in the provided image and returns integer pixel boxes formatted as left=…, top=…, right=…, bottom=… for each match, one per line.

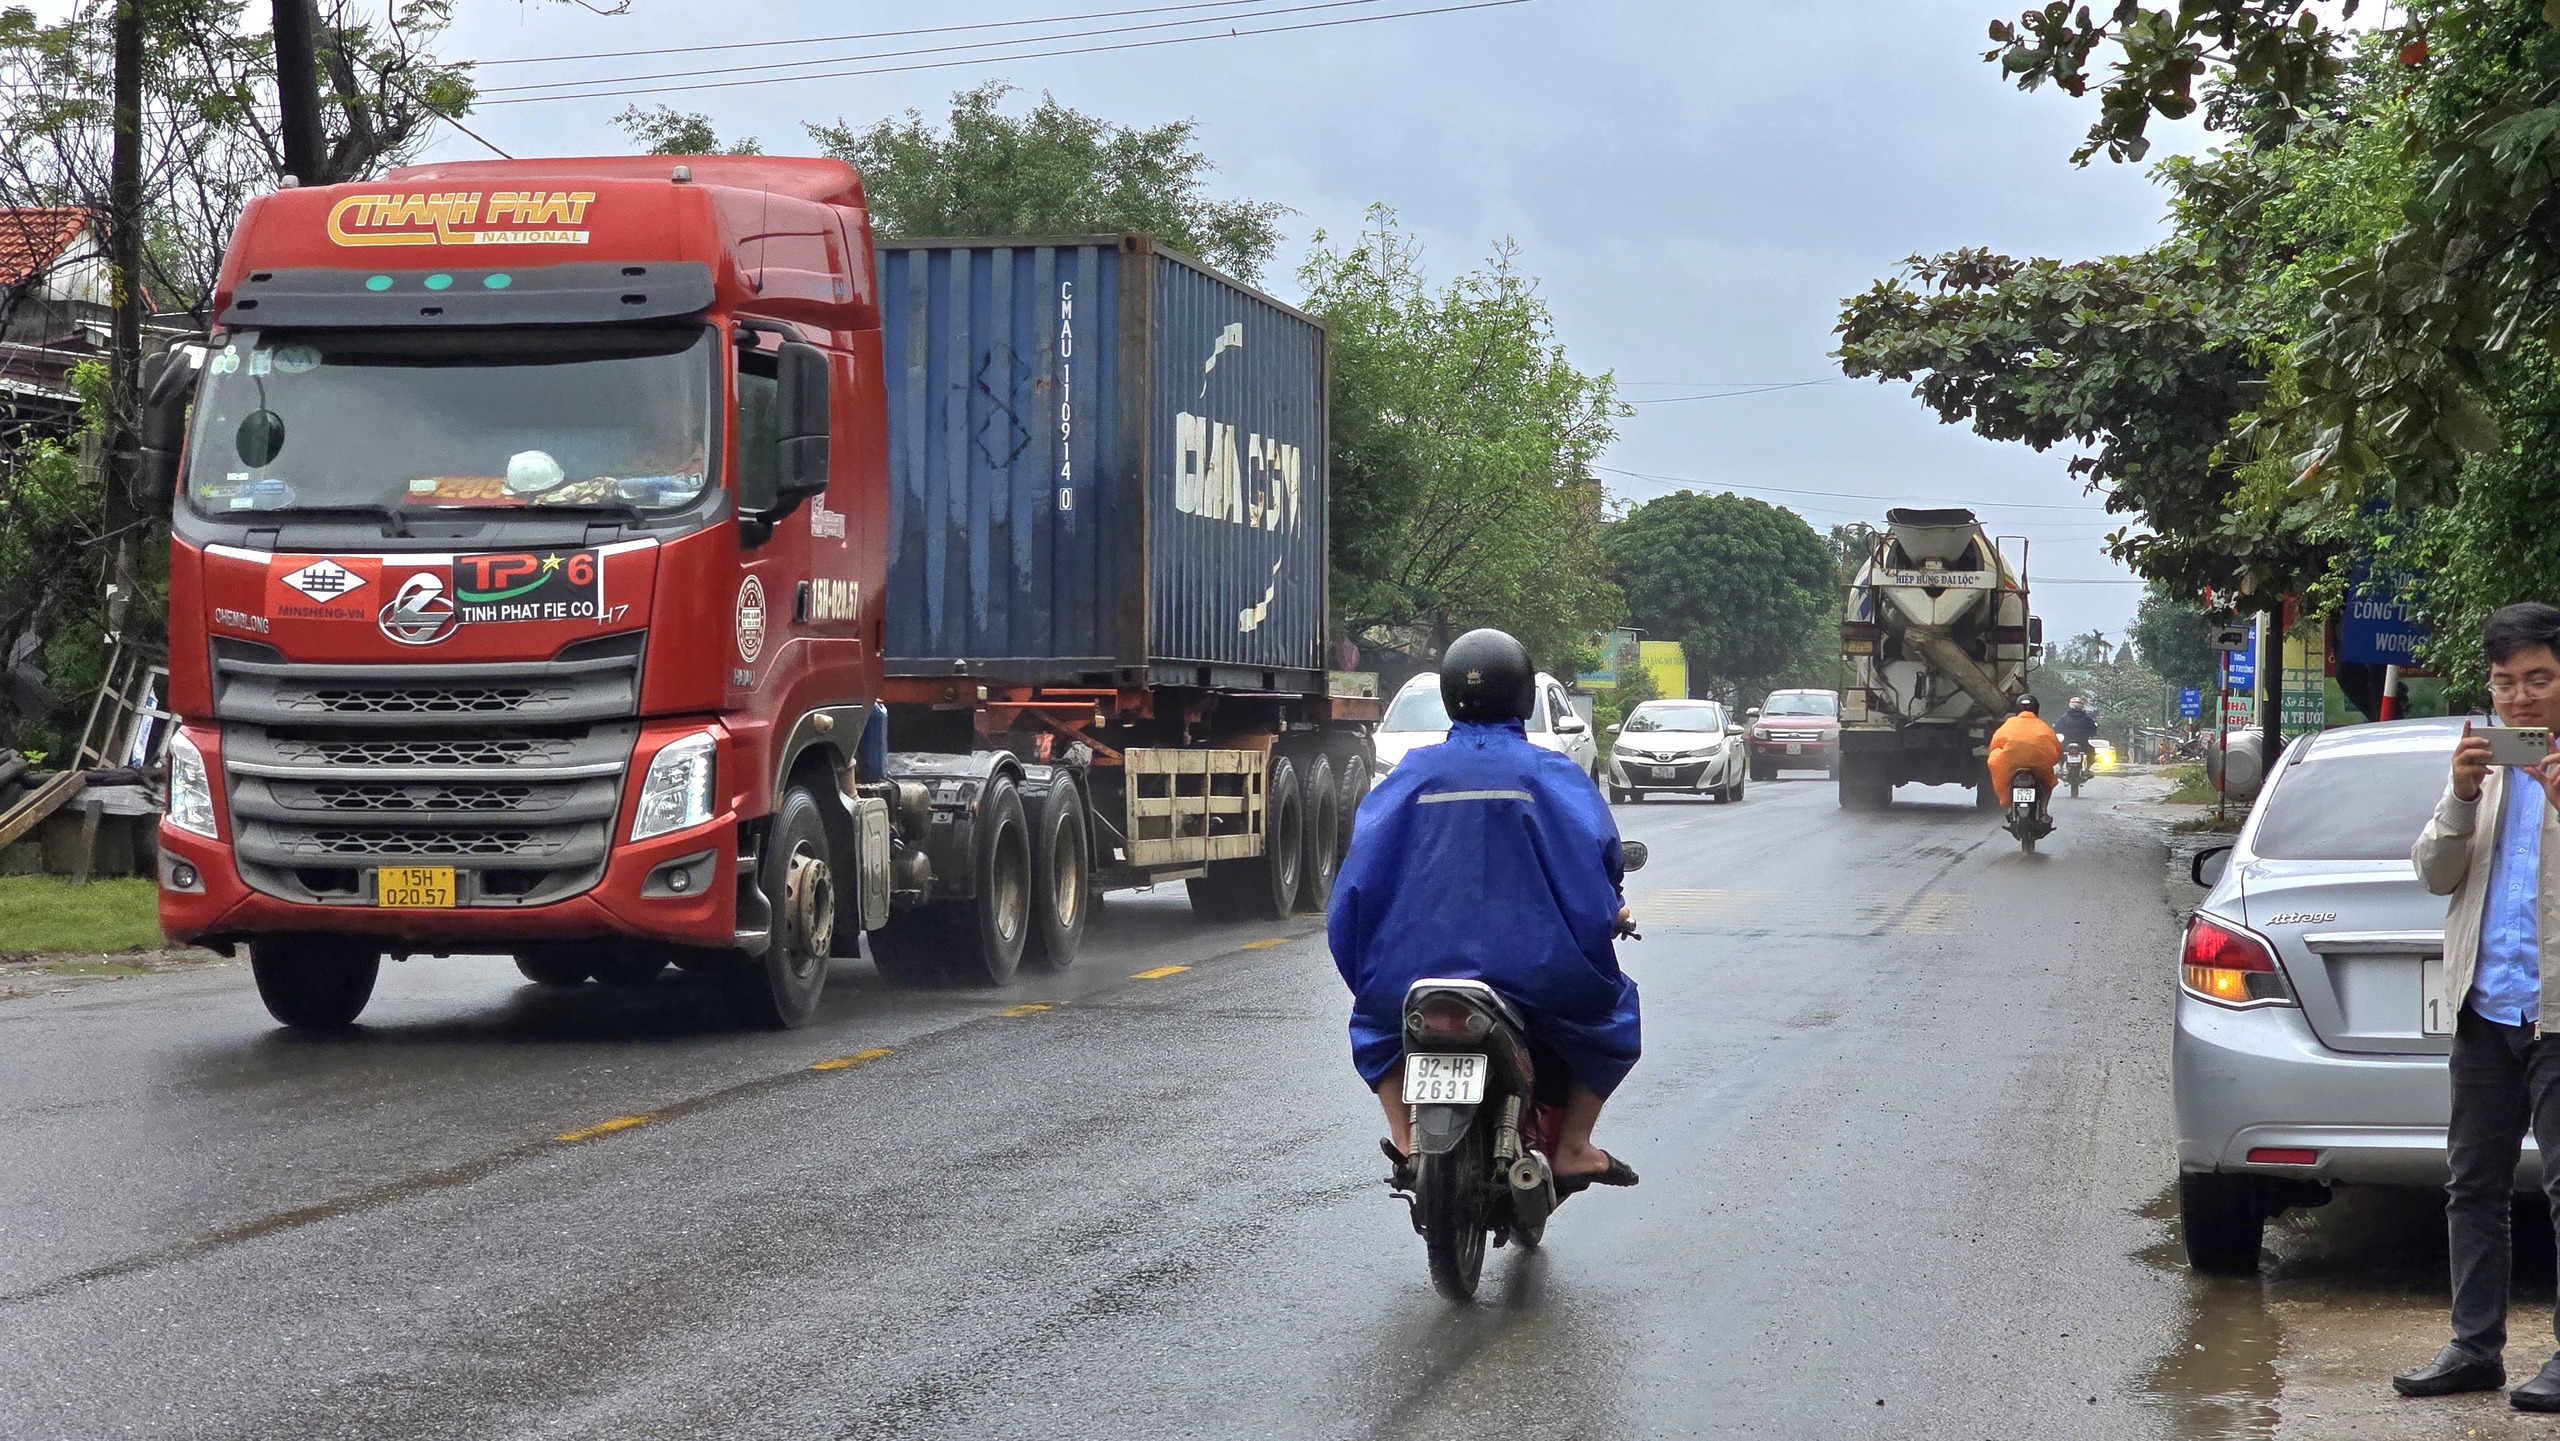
left=555, top=1113, right=655, bottom=1144
left=1131, top=965, right=1189, bottom=980
left=1242, top=937, right=1291, bottom=950
left=995, top=1002, right=1053, bottom=1018
left=808, top=1047, right=893, bottom=1072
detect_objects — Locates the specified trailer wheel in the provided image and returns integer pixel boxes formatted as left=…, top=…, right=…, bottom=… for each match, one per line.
left=250, top=937, right=378, bottom=1031
left=941, top=775, right=1032, bottom=987
left=1243, top=752, right=1306, bottom=921
left=1024, top=778, right=1091, bottom=973
left=1298, top=753, right=1340, bottom=914
left=1334, top=749, right=1371, bottom=859
left=723, top=786, right=835, bottom=1029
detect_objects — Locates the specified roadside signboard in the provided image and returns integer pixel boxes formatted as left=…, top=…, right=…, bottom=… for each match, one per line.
left=2208, top=622, right=2253, bottom=652
left=2340, top=566, right=2427, bottom=667
left=2179, top=688, right=2202, bottom=718
left=2223, top=636, right=2257, bottom=691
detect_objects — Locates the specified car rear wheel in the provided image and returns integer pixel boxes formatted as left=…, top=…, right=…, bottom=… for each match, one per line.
left=2178, top=1172, right=2265, bottom=1274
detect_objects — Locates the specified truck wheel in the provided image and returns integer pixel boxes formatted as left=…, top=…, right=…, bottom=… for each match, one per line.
left=942, top=776, right=1032, bottom=986
left=250, top=937, right=378, bottom=1030
left=867, top=909, right=948, bottom=987
left=2178, top=1172, right=2265, bottom=1274
left=723, top=786, right=835, bottom=1029
left=1837, top=757, right=1889, bottom=812
left=1245, top=753, right=1306, bottom=921
left=1024, top=778, right=1091, bottom=973
left=1334, top=749, right=1371, bottom=858
left=1975, top=779, right=2003, bottom=811
left=514, top=949, right=591, bottom=988
left=1298, top=754, right=1341, bottom=914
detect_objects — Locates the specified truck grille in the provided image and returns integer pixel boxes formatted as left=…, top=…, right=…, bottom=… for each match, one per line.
left=213, top=634, right=642, bottom=907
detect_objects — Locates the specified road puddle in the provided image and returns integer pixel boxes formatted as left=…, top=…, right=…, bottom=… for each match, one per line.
left=2134, top=1181, right=2560, bottom=1438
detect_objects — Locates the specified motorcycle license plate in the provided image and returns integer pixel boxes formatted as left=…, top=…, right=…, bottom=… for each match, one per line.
left=1786, top=743, right=1803, bottom=756
left=1404, top=1053, right=1487, bottom=1105
left=1652, top=765, right=1676, bottom=779
left=2012, top=783, right=2039, bottom=804
left=376, top=865, right=455, bottom=908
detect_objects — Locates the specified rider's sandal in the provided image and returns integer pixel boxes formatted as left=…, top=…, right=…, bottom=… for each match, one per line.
left=1380, top=1137, right=1417, bottom=1192
left=1553, top=1154, right=1640, bottom=1198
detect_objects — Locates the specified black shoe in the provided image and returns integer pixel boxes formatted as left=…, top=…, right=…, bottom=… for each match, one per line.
left=2512, top=1356, right=2560, bottom=1412
left=2393, top=1345, right=2504, bottom=1398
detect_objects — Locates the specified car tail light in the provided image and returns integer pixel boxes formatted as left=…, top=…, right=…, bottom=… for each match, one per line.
left=2182, top=914, right=2293, bottom=1007
left=2246, top=1147, right=2320, bottom=1166
left=1409, top=994, right=1492, bottom=1041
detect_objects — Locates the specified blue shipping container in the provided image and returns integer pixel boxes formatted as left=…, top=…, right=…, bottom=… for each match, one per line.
left=877, top=236, right=1328, bottom=691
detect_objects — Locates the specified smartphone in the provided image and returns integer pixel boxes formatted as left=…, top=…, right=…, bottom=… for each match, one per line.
left=2481, top=725, right=2554, bottom=767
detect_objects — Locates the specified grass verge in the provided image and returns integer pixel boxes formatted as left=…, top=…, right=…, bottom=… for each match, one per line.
left=0, top=875, right=163, bottom=955
left=2162, top=765, right=2219, bottom=806
left=2172, top=814, right=2244, bottom=835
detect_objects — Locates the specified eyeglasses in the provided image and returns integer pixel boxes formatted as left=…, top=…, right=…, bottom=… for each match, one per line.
left=2488, top=674, right=2560, bottom=701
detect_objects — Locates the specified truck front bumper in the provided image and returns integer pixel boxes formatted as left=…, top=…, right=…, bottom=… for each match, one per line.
left=158, top=814, right=740, bottom=953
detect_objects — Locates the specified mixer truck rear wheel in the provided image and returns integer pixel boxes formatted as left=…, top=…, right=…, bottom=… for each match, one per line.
left=1837, top=757, right=1889, bottom=812
left=250, top=937, right=379, bottom=1031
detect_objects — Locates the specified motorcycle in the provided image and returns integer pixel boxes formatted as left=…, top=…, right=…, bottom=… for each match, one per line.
left=2003, top=771, right=2051, bottom=854
left=1395, top=839, right=1648, bottom=1301
left=2062, top=742, right=2089, bottom=798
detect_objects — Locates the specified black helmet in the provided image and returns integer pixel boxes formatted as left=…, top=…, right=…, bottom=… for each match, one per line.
left=2016, top=694, right=2042, bottom=713
left=1441, top=628, right=1535, bottom=722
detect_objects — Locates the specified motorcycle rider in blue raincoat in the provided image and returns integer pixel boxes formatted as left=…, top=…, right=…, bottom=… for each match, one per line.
left=1329, top=629, right=1641, bottom=1191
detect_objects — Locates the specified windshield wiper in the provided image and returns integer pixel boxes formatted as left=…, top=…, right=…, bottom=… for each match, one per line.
left=520, top=500, right=648, bottom=522
left=250, top=502, right=411, bottom=536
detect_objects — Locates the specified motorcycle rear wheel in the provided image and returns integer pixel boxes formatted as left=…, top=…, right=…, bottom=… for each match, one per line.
left=1418, top=1121, right=1492, bottom=1301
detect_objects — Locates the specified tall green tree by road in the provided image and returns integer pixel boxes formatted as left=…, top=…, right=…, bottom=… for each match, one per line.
left=2133, top=582, right=2220, bottom=693
left=1602, top=490, right=1838, bottom=699
left=1300, top=209, right=1625, bottom=672
left=615, top=105, right=761, bottom=157
left=806, top=82, right=1286, bottom=281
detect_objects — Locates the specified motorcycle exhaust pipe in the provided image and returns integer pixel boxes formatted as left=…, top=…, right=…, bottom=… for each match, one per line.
left=1508, top=1151, right=1555, bottom=1230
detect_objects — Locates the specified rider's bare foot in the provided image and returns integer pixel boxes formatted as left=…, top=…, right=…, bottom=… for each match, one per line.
left=1552, top=1144, right=1615, bottom=1180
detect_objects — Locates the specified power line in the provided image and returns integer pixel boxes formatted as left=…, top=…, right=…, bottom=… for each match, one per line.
left=1592, top=463, right=2116, bottom=513
left=1623, top=380, right=1837, bottom=403
left=476, top=0, right=1391, bottom=95
left=476, top=0, right=1533, bottom=106
left=473, top=0, right=1297, bottom=68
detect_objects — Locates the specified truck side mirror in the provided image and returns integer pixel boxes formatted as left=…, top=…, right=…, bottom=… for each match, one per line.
left=774, top=341, right=831, bottom=502
left=137, top=344, right=203, bottom=508
left=2028, top=616, right=2045, bottom=646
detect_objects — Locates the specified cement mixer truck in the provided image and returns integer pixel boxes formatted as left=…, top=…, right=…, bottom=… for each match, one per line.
left=1836, top=508, right=2039, bottom=810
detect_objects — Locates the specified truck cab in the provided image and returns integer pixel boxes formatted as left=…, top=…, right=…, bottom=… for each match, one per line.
left=154, top=156, right=892, bottom=1027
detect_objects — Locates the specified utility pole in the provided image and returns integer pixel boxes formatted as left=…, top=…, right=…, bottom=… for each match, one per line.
left=271, top=0, right=326, bottom=183
left=103, top=0, right=143, bottom=634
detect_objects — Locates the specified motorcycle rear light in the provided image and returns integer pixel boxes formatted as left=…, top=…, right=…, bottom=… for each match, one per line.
left=2247, top=1147, right=2320, bottom=1166
left=2182, top=914, right=2294, bottom=1007
left=1410, top=995, right=1492, bottom=1040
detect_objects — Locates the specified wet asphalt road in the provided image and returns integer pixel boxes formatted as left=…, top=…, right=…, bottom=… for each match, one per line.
left=0, top=771, right=2530, bottom=1439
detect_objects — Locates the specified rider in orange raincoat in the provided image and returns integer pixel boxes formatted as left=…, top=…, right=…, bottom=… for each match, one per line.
left=1987, top=695, right=2062, bottom=810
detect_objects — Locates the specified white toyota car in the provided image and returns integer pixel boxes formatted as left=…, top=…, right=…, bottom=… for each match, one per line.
left=1373, top=671, right=1599, bottom=780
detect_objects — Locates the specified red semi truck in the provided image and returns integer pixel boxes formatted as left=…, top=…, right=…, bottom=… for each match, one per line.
left=147, top=156, right=1376, bottom=1029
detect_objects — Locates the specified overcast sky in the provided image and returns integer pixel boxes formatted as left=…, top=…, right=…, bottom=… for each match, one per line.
left=408, top=0, right=2201, bottom=642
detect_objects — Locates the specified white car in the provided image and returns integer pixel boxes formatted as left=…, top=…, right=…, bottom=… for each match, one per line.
left=1607, top=699, right=1747, bottom=804
left=1373, top=671, right=1599, bottom=780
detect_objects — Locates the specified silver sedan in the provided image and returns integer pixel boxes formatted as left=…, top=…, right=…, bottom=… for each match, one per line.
left=2175, top=715, right=2515, bottom=1272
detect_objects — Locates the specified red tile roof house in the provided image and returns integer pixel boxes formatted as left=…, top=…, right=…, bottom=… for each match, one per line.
left=0, top=207, right=109, bottom=440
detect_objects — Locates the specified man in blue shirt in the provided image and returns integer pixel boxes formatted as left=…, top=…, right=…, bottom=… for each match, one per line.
left=2403, top=603, right=2560, bottom=1409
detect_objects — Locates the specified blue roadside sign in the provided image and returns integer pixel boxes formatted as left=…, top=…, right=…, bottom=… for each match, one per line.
left=2340, top=565, right=2427, bottom=666
left=2179, top=688, right=2202, bottom=718
left=2223, top=638, right=2257, bottom=691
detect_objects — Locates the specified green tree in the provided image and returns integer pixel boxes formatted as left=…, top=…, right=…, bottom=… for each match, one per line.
left=1602, top=490, right=1839, bottom=697
left=806, top=81, right=1285, bottom=280
left=2133, top=582, right=2220, bottom=692
left=615, top=104, right=761, bottom=156
left=1300, top=209, right=1625, bottom=671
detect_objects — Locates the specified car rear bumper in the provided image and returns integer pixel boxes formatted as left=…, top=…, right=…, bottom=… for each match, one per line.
left=2173, top=991, right=2540, bottom=1189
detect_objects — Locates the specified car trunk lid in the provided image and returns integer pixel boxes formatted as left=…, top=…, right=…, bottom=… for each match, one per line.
left=2243, top=860, right=2447, bottom=1055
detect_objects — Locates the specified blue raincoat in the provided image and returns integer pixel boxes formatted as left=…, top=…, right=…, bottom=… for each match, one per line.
left=1328, top=719, right=1642, bottom=1099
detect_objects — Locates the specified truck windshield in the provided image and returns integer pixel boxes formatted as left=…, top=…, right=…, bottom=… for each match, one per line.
left=184, top=327, right=716, bottom=516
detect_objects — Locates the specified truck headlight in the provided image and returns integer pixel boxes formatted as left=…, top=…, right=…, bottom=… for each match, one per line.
left=167, top=730, right=217, bottom=838
left=631, top=730, right=717, bottom=841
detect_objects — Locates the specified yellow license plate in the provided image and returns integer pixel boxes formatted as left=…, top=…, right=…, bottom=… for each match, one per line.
left=376, top=865, right=456, bottom=908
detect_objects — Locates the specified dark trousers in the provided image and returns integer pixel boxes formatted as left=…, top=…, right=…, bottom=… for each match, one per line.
left=2447, top=1006, right=2560, bottom=1358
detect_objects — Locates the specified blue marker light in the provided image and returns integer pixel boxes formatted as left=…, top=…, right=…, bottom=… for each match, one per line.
left=364, top=275, right=393, bottom=291
left=483, top=273, right=512, bottom=290
left=424, top=274, right=454, bottom=292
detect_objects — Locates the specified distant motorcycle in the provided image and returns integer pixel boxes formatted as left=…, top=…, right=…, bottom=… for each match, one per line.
left=2004, top=772, right=2052, bottom=854
left=1395, top=840, right=1648, bottom=1301
left=2062, top=743, right=2090, bottom=798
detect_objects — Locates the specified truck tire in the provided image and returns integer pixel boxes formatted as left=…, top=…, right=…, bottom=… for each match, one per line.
left=867, top=909, right=949, bottom=987
left=941, top=775, right=1032, bottom=986
left=1245, top=752, right=1306, bottom=921
left=1298, top=754, right=1340, bottom=914
left=1837, top=756, right=1889, bottom=812
left=250, top=937, right=378, bottom=1030
left=514, top=949, right=591, bottom=988
left=1024, top=778, right=1091, bottom=973
left=722, top=785, right=835, bottom=1029
left=1334, top=749, right=1371, bottom=858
